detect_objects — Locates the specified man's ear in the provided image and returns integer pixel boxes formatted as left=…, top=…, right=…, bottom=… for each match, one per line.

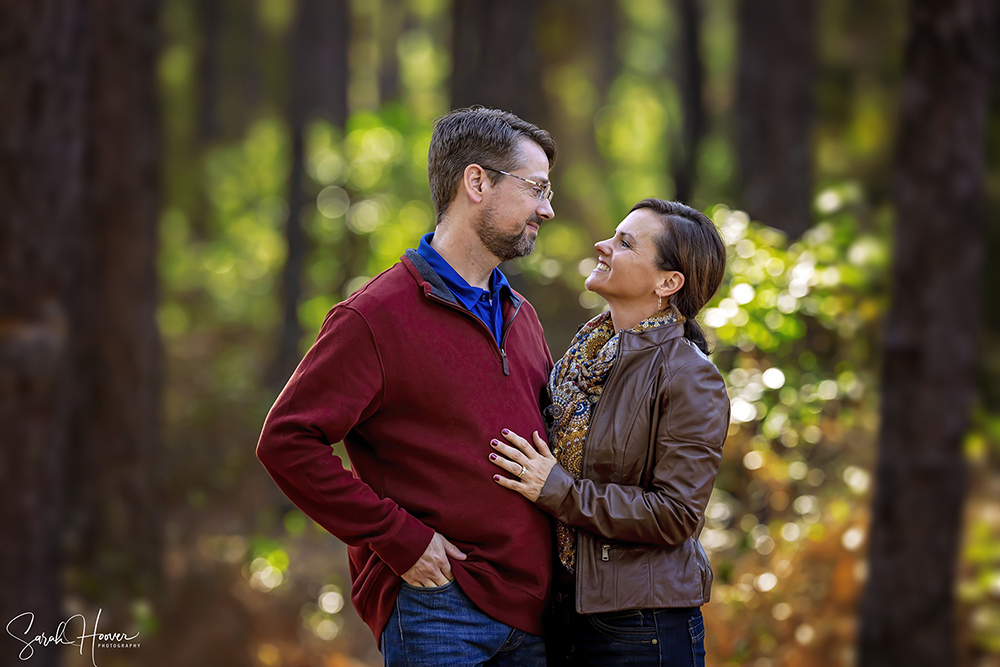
left=655, top=271, right=685, bottom=299
left=462, top=164, right=489, bottom=204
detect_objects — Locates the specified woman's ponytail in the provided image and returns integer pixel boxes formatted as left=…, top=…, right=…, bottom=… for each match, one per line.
left=683, top=319, right=710, bottom=355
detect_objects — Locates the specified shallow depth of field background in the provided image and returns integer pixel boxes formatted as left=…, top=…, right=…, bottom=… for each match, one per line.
left=4, top=0, right=1000, bottom=666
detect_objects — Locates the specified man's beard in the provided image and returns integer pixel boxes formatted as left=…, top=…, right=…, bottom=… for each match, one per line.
left=473, top=205, right=540, bottom=262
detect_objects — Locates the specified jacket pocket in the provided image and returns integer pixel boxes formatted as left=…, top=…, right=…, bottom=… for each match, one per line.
left=695, top=539, right=712, bottom=599
left=603, top=542, right=655, bottom=610
left=600, top=541, right=656, bottom=562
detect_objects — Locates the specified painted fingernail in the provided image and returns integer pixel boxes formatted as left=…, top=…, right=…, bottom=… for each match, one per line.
left=489, top=453, right=497, bottom=460
left=493, top=475, right=501, bottom=481
left=502, top=429, right=510, bottom=435
left=491, top=439, right=499, bottom=446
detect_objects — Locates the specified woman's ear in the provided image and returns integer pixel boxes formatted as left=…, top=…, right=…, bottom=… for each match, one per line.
left=656, top=271, right=685, bottom=299
left=462, top=164, right=488, bottom=204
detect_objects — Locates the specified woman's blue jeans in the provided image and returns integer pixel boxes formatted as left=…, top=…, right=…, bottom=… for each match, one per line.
left=380, top=580, right=546, bottom=667
left=546, top=591, right=706, bottom=667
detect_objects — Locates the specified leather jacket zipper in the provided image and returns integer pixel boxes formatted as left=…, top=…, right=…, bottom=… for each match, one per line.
left=580, top=332, right=627, bottom=574
left=579, top=332, right=625, bottom=479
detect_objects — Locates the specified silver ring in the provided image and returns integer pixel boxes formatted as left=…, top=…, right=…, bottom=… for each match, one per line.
left=518, top=464, right=526, bottom=479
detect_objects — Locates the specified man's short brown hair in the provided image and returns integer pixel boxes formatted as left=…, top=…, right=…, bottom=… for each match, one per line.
left=428, top=106, right=556, bottom=221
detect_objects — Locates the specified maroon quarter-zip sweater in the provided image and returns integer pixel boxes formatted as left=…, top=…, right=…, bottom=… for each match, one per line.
left=256, top=249, right=554, bottom=641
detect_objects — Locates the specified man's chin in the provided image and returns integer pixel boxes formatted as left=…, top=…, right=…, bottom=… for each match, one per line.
left=499, top=240, right=535, bottom=263
left=520, top=235, right=537, bottom=256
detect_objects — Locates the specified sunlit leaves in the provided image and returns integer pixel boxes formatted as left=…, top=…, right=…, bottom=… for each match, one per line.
left=596, top=79, right=671, bottom=166
left=695, top=199, right=889, bottom=659
left=397, top=31, right=449, bottom=94
left=544, top=64, right=600, bottom=121
left=247, top=541, right=290, bottom=593
left=257, top=0, right=294, bottom=36
left=158, top=44, right=193, bottom=90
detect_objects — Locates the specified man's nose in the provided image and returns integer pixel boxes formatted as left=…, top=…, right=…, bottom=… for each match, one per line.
left=537, top=198, right=554, bottom=220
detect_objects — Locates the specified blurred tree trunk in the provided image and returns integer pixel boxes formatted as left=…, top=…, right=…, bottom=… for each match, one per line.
left=451, top=1, right=542, bottom=120
left=858, top=0, right=990, bottom=664
left=294, top=0, right=349, bottom=127
left=198, top=0, right=222, bottom=141
left=452, top=0, right=544, bottom=323
left=524, top=0, right=617, bottom=353
left=672, top=0, right=704, bottom=203
left=65, top=0, right=163, bottom=618
left=241, top=2, right=263, bottom=115
left=378, top=0, right=406, bottom=105
left=0, top=0, right=161, bottom=651
left=275, top=0, right=349, bottom=385
left=590, top=0, right=619, bottom=103
left=0, top=3, right=88, bottom=660
left=735, top=0, right=818, bottom=239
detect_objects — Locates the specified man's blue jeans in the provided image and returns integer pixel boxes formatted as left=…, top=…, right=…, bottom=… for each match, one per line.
left=380, top=579, right=546, bottom=667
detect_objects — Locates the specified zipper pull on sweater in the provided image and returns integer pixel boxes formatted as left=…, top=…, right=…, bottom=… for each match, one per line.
left=501, top=349, right=509, bottom=376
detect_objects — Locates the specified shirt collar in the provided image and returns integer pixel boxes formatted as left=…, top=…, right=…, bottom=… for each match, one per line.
left=415, top=232, right=511, bottom=310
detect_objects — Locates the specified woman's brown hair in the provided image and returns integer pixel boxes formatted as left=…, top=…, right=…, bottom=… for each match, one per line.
left=631, top=198, right=727, bottom=354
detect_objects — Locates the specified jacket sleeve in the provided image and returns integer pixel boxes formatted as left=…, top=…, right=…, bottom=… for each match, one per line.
left=256, top=305, right=434, bottom=575
left=535, top=357, right=730, bottom=547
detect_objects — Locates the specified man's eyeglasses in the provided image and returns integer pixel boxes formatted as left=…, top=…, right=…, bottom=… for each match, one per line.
left=481, top=166, right=554, bottom=203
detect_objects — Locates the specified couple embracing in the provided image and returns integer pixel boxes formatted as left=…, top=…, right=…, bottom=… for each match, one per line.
left=257, top=106, right=730, bottom=667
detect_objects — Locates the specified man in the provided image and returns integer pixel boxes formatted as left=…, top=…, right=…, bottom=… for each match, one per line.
left=256, top=106, right=557, bottom=666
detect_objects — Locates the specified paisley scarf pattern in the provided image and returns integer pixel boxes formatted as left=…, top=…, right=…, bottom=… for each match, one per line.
left=546, top=309, right=680, bottom=572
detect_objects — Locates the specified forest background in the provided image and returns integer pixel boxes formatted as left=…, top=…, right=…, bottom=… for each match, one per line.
left=2, top=0, right=999, bottom=666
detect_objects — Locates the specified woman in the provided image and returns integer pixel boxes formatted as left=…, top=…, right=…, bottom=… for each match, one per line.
left=488, top=198, right=730, bottom=666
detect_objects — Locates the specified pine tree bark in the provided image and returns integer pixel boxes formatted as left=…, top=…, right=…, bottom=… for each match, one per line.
left=451, top=1, right=542, bottom=120
left=0, top=0, right=161, bottom=655
left=64, top=0, right=163, bottom=612
left=735, top=0, right=818, bottom=238
left=378, top=0, right=406, bottom=105
left=858, top=0, right=990, bottom=663
left=0, top=3, right=88, bottom=660
left=672, top=0, right=704, bottom=203
left=275, top=0, right=349, bottom=385
left=589, top=0, right=619, bottom=104
left=197, top=0, right=222, bottom=141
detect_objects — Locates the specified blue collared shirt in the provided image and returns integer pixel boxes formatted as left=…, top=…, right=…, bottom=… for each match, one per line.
left=416, top=233, right=511, bottom=347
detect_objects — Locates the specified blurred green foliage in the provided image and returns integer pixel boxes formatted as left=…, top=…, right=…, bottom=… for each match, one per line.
left=699, top=201, right=886, bottom=664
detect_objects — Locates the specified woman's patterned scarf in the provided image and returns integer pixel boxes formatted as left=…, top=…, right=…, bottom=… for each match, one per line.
left=546, top=309, right=679, bottom=572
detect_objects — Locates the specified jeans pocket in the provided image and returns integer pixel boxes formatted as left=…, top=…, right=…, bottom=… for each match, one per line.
left=399, top=578, right=457, bottom=592
left=498, top=627, right=525, bottom=652
left=688, top=610, right=706, bottom=666
left=588, top=610, right=656, bottom=644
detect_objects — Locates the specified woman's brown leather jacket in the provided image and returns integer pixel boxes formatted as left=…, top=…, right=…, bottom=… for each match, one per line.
left=536, top=321, right=730, bottom=613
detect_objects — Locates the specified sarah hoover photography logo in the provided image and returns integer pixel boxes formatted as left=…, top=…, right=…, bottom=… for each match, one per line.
left=6, top=608, right=140, bottom=665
